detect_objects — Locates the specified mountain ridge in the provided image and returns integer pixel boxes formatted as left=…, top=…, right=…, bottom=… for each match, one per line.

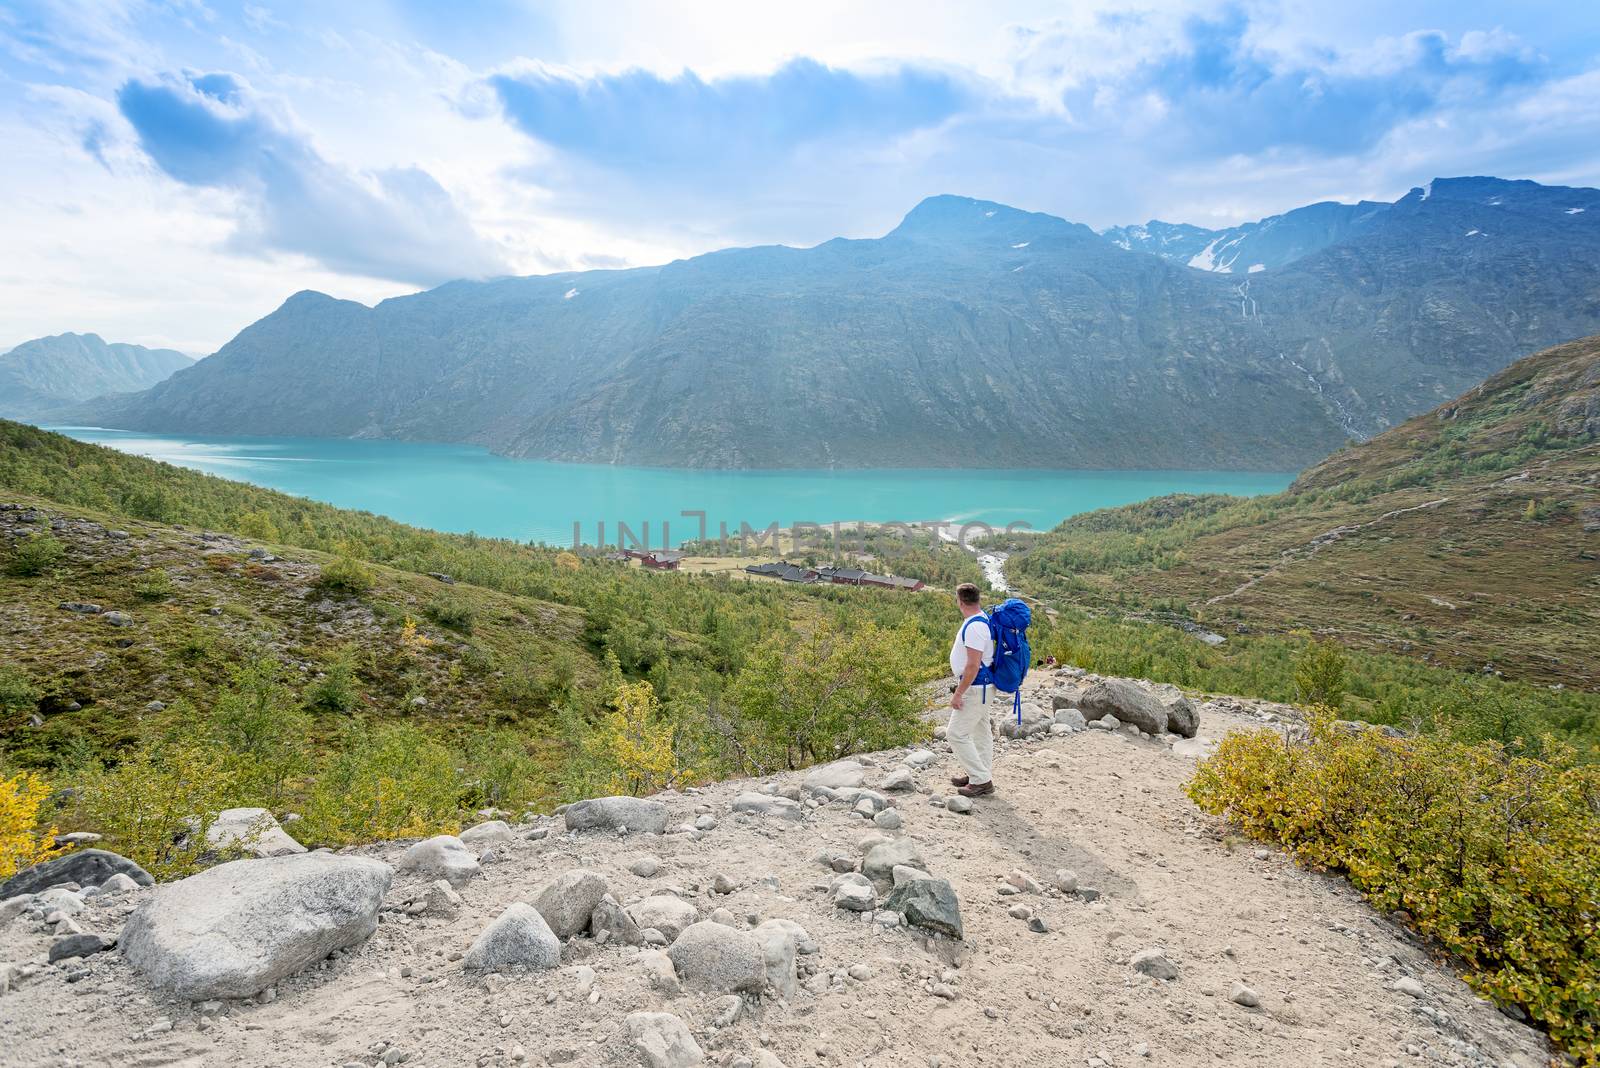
left=0, top=333, right=193, bottom=421
left=74, top=175, right=1600, bottom=470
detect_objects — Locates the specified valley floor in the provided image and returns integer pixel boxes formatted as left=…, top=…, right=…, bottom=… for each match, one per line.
left=0, top=673, right=1550, bottom=1068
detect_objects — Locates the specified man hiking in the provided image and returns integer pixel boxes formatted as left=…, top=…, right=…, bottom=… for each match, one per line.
left=947, top=581, right=1003, bottom=798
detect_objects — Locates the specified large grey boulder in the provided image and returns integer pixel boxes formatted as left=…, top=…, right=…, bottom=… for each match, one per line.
left=462, top=903, right=561, bottom=972
left=884, top=878, right=963, bottom=940
left=205, top=808, right=306, bottom=858
left=0, top=849, right=153, bottom=898
left=862, top=838, right=928, bottom=891
left=802, top=760, right=866, bottom=793
left=1160, top=695, right=1200, bottom=738
left=532, top=869, right=609, bottom=939
left=730, top=793, right=803, bottom=820
left=999, top=703, right=1054, bottom=739
left=629, top=895, right=699, bottom=942
left=564, top=796, right=669, bottom=835
left=625, top=1012, right=704, bottom=1068
left=1079, top=679, right=1169, bottom=735
left=120, top=853, right=391, bottom=999
left=666, top=921, right=767, bottom=993
left=397, top=835, right=480, bottom=887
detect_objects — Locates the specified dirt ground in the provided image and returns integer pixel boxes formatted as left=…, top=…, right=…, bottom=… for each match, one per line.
left=0, top=672, right=1554, bottom=1068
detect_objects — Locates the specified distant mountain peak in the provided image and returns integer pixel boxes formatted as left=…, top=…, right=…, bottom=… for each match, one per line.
left=890, top=195, right=1091, bottom=243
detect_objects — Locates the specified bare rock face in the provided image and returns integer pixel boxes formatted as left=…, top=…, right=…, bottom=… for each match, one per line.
left=1079, top=679, right=1170, bottom=735
left=120, top=853, right=392, bottom=999
left=564, top=796, right=669, bottom=835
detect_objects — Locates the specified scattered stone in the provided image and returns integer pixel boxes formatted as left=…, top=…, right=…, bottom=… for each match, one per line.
left=1027, top=917, right=1049, bottom=934
left=49, top=933, right=113, bottom=962
left=205, top=808, right=306, bottom=858
left=730, top=793, right=803, bottom=820
left=873, top=809, right=903, bottom=830
left=711, top=994, right=743, bottom=1028
left=753, top=919, right=806, bottom=999
left=666, top=922, right=767, bottom=993
left=458, top=820, right=514, bottom=850
left=878, top=767, right=914, bottom=792
left=903, top=750, right=938, bottom=769
left=103, top=611, right=132, bottom=628
left=120, top=853, right=392, bottom=999
left=1077, top=886, right=1101, bottom=903
left=1052, top=869, right=1078, bottom=894
left=862, top=838, right=927, bottom=891
left=1130, top=947, right=1179, bottom=981
left=884, top=878, right=963, bottom=940
left=564, top=796, right=669, bottom=835
left=396, top=836, right=480, bottom=888
left=1053, top=708, right=1087, bottom=731
left=590, top=894, right=644, bottom=945
left=411, top=880, right=463, bottom=919
left=712, top=874, right=738, bottom=895
left=832, top=874, right=876, bottom=912
left=802, top=760, right=867, bottom=792
left=629, top=896, right=700, bottom=943
left=532, top=869, right=610, bottom=939
left=58, top=602, right=102, bottom=614
left=35, top=888, right=84, bottom=916
left=1231, top=983, right=1261, bottom=1007
left=1007, top=905, right=1031, bottom=920
left=891, top=865, right=932, bottom=887
left=462, top=903, right=561, bottom=972
left=625, top=1011, right=704, bottom=1068
left=629, top=856, right=664, bottom=879
left=0, top=848, right=153, bottom=898
left=1392, top=976, right=1426, bottom=999
left=945, top=796, right=973, bottom=815
left=1005, top=870, right=1043, bottom=894
left=694, top=814, right=718, bottom=831
left=637, top=949, right=681, bottom=995
left=999, top=704, right=1053, bottom=739
left=53, top=832, right=101, bottom=848
left=1, top=894, right=34, bottom=926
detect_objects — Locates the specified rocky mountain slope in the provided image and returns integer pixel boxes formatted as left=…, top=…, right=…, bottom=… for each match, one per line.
left=1006, top=333, right=1600, bottom=692
left=0, top=673, right=1554, bottom=1068
left=0, top=333, right=191, bottom=421
left=78, top=176, right=1600, bottom=470
left=1102, top=197, right=1391, bottom=274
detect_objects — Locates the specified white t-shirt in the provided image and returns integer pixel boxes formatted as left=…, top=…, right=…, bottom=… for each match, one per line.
left=950, top=613, right=994, bottom=677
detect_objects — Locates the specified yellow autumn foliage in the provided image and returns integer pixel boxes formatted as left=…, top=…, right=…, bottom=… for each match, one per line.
left=1187, top=711, right=1600, bottom=1064
left=0, top=771, right=64, bottom=879
left=580, top=679, right=694, bottom=797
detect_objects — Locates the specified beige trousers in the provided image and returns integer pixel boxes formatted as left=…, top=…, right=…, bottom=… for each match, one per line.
left=947, top=684, right=1008, bottom=785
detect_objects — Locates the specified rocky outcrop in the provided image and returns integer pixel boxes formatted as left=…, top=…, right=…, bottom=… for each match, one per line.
left=120, top=853, right=391, bottom=999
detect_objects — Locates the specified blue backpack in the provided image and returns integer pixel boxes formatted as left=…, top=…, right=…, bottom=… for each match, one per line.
left=960, top=598, right=1033, bottom=722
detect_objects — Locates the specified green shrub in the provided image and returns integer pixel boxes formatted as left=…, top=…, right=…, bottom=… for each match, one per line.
left=424, top=595, right=476, bottom=633
left=6, top=533, right=64, bottom=576
left=1188, top=715, right=1599, bottom=1062
left=728, top=619, right=928, bottom=772
left=0, top=666, right=40, bottom=719
left=68, top=734, right=240, bottom=879
left=296, top=722, right=461, bottom=846
left=459, top=726, right=544, bottom=810
left=1293, top=639, right=1348, bottom=707
left=313, top=555, right=374, bottom=596
left=305, top=649, right=359, bottom=714
left=133, top=569, right=175, bottom=601
left=207, top=659, right=311, bottom=807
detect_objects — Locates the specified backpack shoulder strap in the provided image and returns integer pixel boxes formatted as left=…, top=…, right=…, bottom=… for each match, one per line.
left=959, top=613, right=990, bottom=641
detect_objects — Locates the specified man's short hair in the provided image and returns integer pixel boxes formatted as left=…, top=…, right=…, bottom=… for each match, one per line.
left=956, top=582, right=981, bottom=606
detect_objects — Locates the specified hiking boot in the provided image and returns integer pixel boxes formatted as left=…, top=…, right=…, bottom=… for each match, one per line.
left=957, top=780, right=995, bottom=798
left=949, top=774, right=969, bottom=788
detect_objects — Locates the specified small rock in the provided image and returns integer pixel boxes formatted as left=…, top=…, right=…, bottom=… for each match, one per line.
left=49, top=933, right=113, bottom=962
left=1391, top=976, right=1426, bottom=999
left=666, top=922, right=766, bottom=993
left=396, top=836, right=480, bottom=888
left=625, top=1012, right=704, bottom=1068
left=629, top=856, right=664, bottom=878
left=458, top=820, right=514, bottom=850
left=945, top=796, right=973, bottom=815
left=1230, top=983, right=1261, bottom=1007
left=1130, top=947, right=1179, bottom=980
left=873, top=809, right=903, bottom=831
left=531, top=869, right=610, bottom=940
left=1052, top=869, right=1078, bottom=894
left=629, top=896, right=700, bottom=942
left=462, top=904, right=561, bottom=972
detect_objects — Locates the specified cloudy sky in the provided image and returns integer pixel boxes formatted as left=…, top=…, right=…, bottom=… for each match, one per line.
left=2, top=0, right=1598, bottom=354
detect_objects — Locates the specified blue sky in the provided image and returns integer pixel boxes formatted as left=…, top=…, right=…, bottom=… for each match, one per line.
left=2, top=1, right=1598, bottom=353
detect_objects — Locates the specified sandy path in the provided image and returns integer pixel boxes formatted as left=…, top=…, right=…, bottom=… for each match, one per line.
left=0, top=677, right=1552, bottom=1068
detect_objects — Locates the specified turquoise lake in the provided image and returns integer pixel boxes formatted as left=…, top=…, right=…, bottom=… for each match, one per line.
left=53, top=427, right=1295, bottom=548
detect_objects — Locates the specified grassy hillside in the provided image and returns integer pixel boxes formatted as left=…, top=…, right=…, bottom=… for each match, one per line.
left=1004, top=334, right=1600, bottom=733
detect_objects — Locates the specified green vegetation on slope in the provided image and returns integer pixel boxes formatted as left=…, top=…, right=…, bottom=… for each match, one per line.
left=1001, top=334, right=1600, bottom=740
